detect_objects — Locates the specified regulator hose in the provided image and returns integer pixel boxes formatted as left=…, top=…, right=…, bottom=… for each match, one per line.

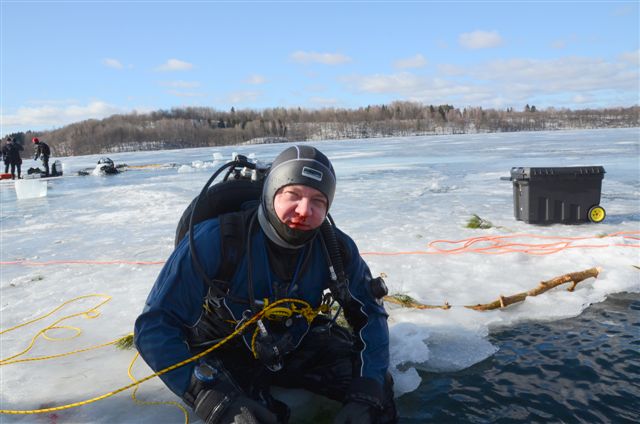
left=319, top=216, right=350, bottom=305
left=188, top=156, right=257, bottom=293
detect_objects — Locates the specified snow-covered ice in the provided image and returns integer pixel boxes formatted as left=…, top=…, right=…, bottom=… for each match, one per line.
left=1, top=128, right=638, bottom=422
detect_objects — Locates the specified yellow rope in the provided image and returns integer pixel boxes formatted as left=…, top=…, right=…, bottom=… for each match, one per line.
left=127, top=352, right=190, bottom=424
left=0, top=297, right=315, bottom=415
left=1, top=337, right=124, bottom=366
left=0, top=294, right=110, bottom=335
left=249, top=299, right=325, bottom=359
left=0, top=294, right=112, bottom=365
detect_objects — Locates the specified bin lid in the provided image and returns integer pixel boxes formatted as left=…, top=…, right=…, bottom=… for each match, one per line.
left=509, top=166, right=605, bottom=181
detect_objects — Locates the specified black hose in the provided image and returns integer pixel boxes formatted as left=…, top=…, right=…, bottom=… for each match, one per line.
left=319, top=216, right=349, bottom=305
left=188, top=156, right=256, bottom=293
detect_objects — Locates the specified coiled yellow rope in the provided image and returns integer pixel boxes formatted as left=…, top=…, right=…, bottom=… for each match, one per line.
left=0, top=294, right=112, bottom=365
left=0, top=296, right=320, bottom=416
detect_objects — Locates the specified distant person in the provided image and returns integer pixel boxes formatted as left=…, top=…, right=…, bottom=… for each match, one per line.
left=2, top=137, right=12, bottom=174
left=6, top=138, right=24, bottom=179
left=33, top=137, right=51, bottom=177
left=77, top=157, right=120, bottom=176
left=97, top=157, right=119, bottom=174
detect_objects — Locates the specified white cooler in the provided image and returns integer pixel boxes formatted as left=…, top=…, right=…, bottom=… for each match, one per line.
left=15, top=178, right=48, bottom=199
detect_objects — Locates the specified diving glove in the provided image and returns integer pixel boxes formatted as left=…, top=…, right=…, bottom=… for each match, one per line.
left=186, top=363, right=278, bottom=424
left=194, top=390, right=277, bottom=424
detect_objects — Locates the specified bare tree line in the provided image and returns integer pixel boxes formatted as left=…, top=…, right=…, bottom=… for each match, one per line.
left=7, top=102, right=639, bottom=157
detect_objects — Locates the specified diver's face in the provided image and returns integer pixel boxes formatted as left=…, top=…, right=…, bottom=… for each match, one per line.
left=273, top=185, right=328, bottom=231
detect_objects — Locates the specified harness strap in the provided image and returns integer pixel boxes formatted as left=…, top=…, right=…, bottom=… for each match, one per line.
left=218, top=212, right=248, bottom=283
left=199, top=211, right=349, bottom=335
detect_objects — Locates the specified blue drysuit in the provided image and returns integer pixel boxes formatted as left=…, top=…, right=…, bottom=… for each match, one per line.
left=134, top=215, right=390, bottom=400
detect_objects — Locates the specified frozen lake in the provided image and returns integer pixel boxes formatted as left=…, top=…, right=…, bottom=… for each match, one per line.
left=1, top=128, right=638, bottom=423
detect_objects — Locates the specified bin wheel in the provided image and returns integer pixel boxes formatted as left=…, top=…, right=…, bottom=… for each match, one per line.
left=588, top=205, right=606, bottom=223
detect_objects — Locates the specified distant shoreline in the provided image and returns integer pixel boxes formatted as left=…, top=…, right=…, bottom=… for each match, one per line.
left=6, top=103, right=639, bottom=157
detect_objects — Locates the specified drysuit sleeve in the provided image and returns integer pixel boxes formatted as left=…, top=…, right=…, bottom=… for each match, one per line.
left=134, top=219, right=223, bottom=397
left=336, top=229, right=390, bottom=405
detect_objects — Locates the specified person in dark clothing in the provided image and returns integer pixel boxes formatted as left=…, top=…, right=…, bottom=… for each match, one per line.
left=2, top=137, right=12, bottom=174
left=97, top=157, right=119, bottom=174
left=5, top=138, right=24, bottom=179
left=32, top=137, right=51, bottom=177
left=134, top=146, right=398, bottom=424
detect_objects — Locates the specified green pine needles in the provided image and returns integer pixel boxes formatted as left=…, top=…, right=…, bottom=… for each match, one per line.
left=115, top=333, right=135, bottom=350
left=466, top=214, right=494, bottom=229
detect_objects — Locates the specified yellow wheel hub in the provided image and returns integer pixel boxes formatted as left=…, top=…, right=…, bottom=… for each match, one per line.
left=588, top=206, right=606, bottom=223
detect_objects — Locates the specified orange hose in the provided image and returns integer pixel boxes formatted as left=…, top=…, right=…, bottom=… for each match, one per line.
left=361, top=231, right=639, bottom=256
left=2, top=232, right=637, bottom=265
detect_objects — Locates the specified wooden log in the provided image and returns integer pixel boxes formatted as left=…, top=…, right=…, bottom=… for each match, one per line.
left=466, top=267, right=601, bottom=311
left=382, top=267, right=601, bottom=311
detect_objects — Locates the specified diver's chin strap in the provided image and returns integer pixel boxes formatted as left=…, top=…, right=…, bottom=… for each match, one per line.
left=257, top=205, right=305, bottom=250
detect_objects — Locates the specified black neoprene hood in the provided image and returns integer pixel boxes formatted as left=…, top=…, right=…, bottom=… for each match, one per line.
left=263, top=145, right=336, bottom=208
left=259, top=145, right=336, bottom=247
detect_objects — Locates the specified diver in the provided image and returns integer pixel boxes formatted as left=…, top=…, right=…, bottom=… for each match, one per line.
left=134, top=145, right=397, bottom=423
left=96, top=157, right=119, bottom=174
left=32, top=137, right=51, bottom=177
left=77, top=157, right=119, bottom=176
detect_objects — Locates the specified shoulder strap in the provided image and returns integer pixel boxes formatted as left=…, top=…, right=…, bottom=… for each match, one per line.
left=217, top=211, right=247, bottom=282
left=211, top=209, right=349, bottom=309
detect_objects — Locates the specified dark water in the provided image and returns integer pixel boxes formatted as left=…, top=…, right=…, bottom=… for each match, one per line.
left=397, top=292, right=640, bottom=423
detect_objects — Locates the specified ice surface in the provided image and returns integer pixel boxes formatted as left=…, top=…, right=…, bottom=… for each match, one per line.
left=1, top=128, right=638, bottom=422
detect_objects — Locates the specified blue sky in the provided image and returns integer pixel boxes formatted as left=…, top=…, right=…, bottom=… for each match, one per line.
left=1, top=1, right=638, bottom=135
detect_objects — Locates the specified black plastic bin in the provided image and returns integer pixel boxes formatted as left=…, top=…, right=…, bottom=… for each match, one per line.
left=508, top=166, right=606, bottom=224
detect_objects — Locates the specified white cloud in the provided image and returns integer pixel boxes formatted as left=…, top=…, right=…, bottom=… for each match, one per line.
left=550, top=40, right=566, bottom=49
left=167, top=90, right=205, bottom=98
left=435, top=39, right=449, bottom=49
left=348, top=72, right=478, bottom=105
left=102, top=58, right=124, bottom=69
left=611, top=4, right=635, bottom=17
left=619, top=49, right=639, bottom=65
left=349, top=53, right=639, bottom=109
left=155, top=59, right=194, bottom=72
left=290, top=51, right=351, bottom=65
left=437, top=63, right=466, bottom=76
left=2, top=101, right=124, bottom=131
left=245, top=74, right=267, bottom=84
left=394, top=54, right=427, bottom=69
left=472, top=56, right=638, bottom=93
left=309, top=97, right=339, bottom=106
left=353, top=72, right=425, bottom=94
left=572, top=94, right=593, bottom=104
left=225, top=90, right=261, bottom=104
left=305, top=83, right=327, bottom=93
left=459, top=30, right=503, bottom=49
left=159, top=80, right=201, bottom=89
